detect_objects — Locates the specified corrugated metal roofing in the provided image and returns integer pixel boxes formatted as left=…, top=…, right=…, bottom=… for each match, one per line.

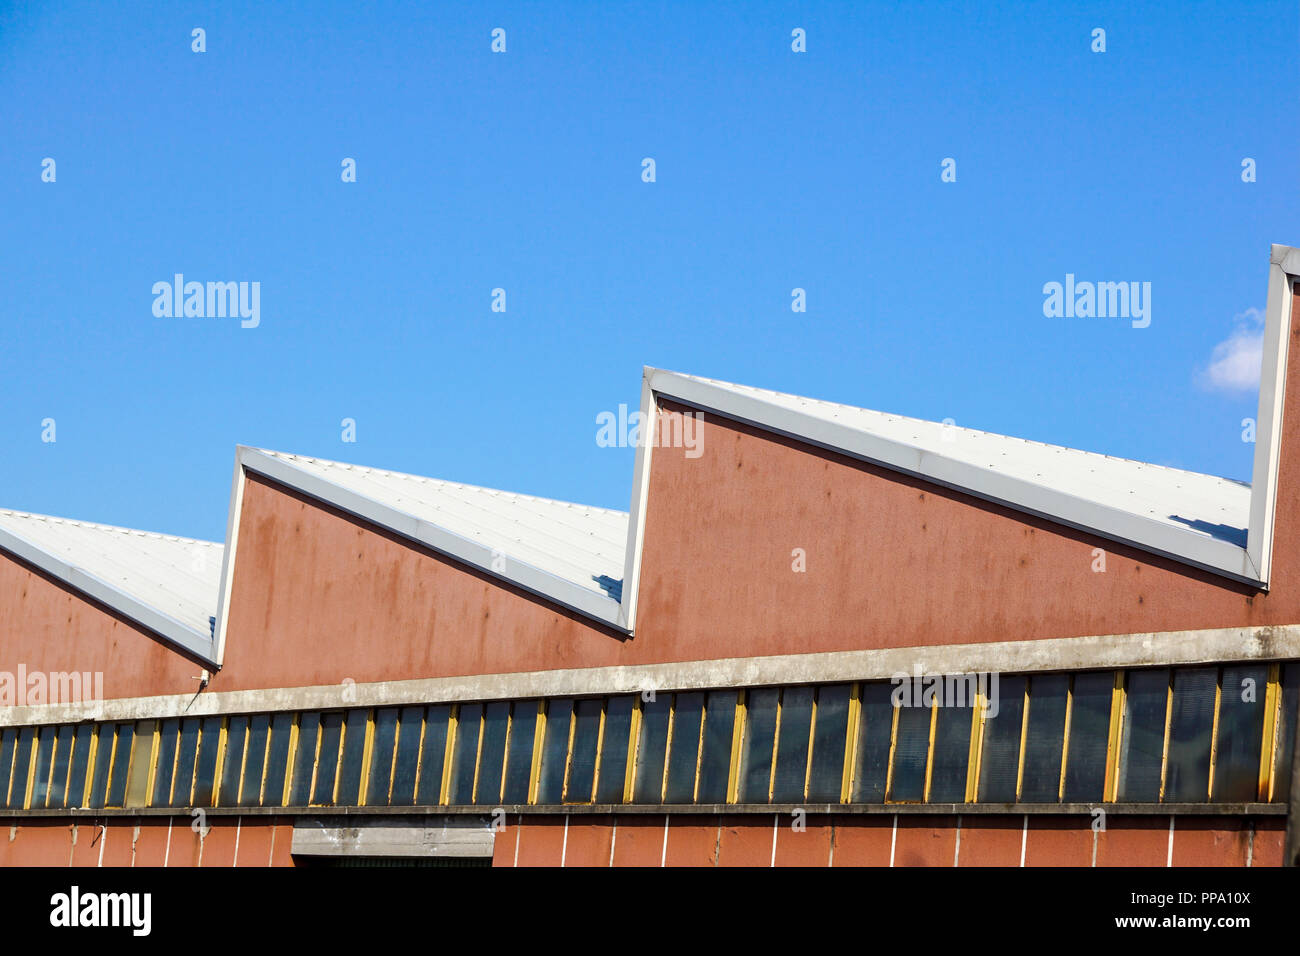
left=254, top=451, right=630, bottom=599
left=666, top=372, right=1250, bottom=548
left=0, top=510, right=223, bottom=636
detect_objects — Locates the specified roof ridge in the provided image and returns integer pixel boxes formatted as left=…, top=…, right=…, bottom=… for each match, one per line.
left=258, top=449, right=631, bottom=517
left=678, top=373, right=1243, bottom=487
left=0, top=509, right=222, bottom=548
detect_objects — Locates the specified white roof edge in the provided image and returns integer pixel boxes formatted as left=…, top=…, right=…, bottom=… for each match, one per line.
left=211, top=447, right=625, bottom=665
left=0, top=524, right=219, bottom=667
left=634, top=245, right=1296, bottom=594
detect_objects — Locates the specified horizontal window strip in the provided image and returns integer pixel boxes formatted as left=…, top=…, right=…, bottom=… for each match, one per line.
left=0, top=664, right=1293, bottom=813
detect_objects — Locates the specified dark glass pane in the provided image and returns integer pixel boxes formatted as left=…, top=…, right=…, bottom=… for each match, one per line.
left=262, top=714, right=293, bottom=807
left=335, top=710, right=367, bottom=806
left=311, top=712, right=343, bottom=805
left=192, top=717, right=223, bottom=807
left=171, top=719, right=200, bottom=807
left=806, top=686, right=850, bottom=803
left=564, top=699, right=602, bottom=804
left=929, top=702, right=974, bottom=803
left=240, top=715, right=269, bottom=806
left=87, top=726, right=111, bottom=810
left=1117, top=669, right=1168, bottom=802
left=537, top=700, right=573, bottom=804
left=1213, top=665, right=1269, bottom=802
left=594, top=697, right=633, bottom=804
left=665, top=693, right=704, bottom=804
left=106, top=724, right=135, bottom=807
left=1021, top=674, right=1070, bottom=803
left=1165, top=667, right=1217, bottom=802
left=416, top=705, right=450, bottom=805
left=772, top=687, right=814, bottom=802
left=0, top=729, right=16, bottom=807
left=889, top=703, right=930, bottom=803
left=1273, top=665, right=1300, bottom=803
left=219, top=716, right=249, bottom=806
left=1063, top=672, right=1113, bottom=803
left=449, top=703, right=483, bottom=805
left=288, top=713, right=319, bottom=807
left=124, top=721, right=155, bottom=808
left=853, top=682, right=894, bottom=803
left=48, top=724, right=75, bottom=808
left=473, top=702, right=510, bottom=805
left=697, top=691, right=738, bottom=804
left=738, top=688, right=778, bottom=803
left=366, top=708, right=398, bottom=806
left=67, top=724, right=94, bottom=809
left=30, top=726, right=56, bottom=808
left=151, top=720, right=179, bottom=808
left=978, top=676, right=1025, bottom=802
left=391, top=706, right=424, bottom=806
left=632, top=696, right=670, bottom=803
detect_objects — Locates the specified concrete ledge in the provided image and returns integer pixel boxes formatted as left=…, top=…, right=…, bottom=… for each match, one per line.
left=0, top=802, right=1285, bottom=818
left=289, top=814, right=496, bottom=858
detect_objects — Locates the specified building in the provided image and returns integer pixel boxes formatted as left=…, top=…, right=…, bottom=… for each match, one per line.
left=2, top=246, right=1299, bottom=868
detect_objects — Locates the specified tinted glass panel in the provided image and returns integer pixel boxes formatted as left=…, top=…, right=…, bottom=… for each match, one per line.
left=853, top=682, right=894, bottom=803
left=1213, top=665, right=1269, bottom=802
left=738, top=689, right=778, bottom=803
left=171, top=719, right=200, bottom=807
left=449, top=703, right=483, bottom=804
left=928, top=702, right=974, bottom=803
left=1021, top=674, right=1070, bottom=803
left=772, top=687, right=815, bottom=802
left=565, top=699, right=602, bottom=803
left=48, top=724, right=75, bottom=808
left=978, top=676, right=1025, bottom=802
left=0, top=729, right=16, bottom=807
left=125, top=721, right=156, bottom=808
left=106, top=724, right=134, bottom=807
left=889, top=703, right=930, bottom=803
left=192, top=717, right=223, bottom=807
left=151, top=720, right=179, bottom=808
left=1117, top=669, right=1168, bottom=802
left=1165, top=668, right=1217, bottom=802
left=537, top=700, right=573, bottom=804
left=697, top=691, right=738, bottom=804
left=67, top=724, right=94, bottom=809
left=11, top=727, right=37, bottom=808
left=240, top=715, right=269, bottom=806
left=633, top=696, right=670, bottom=803
left=1273, top=665, right=1299, bottom=803
left=263, top=713, right=293, bottom=807
left=288, top=713, right=319, bottom=807
left=311, top=712, right=342, bottom=805
left=366, top=708, right=398, bottom=806
left=1063, top=672, right=1113, bottom=803
left=391, top=706, right=424, bottom=806
left=417, top=705, right=450, bottom=804
left=473, top=702, right=510, bottom=805
left=335, top=710, right=367, bottom=806
left=219, top=716, right=248, bottom=806
left=594, top=697, right=633, bottom=804
left=665, top=693, right=704, bottom=804
left=30, top=726, right=56, bottom=808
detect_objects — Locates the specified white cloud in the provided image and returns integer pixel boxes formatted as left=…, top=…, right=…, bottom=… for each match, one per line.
left=1199, top=308, right=1264, bottom=394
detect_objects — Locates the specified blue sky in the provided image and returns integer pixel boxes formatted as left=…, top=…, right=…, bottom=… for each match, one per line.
left=1, top=0, right=1296, bottom=542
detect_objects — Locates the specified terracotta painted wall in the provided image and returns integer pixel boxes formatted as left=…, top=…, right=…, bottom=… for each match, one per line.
left=0, top=817, right=294, bottom=867
left=493, top=813, right=1284, bottom=867
left=208, top=290, right=1300, bottom=693
left=0, top=557, right=205, bottom=701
